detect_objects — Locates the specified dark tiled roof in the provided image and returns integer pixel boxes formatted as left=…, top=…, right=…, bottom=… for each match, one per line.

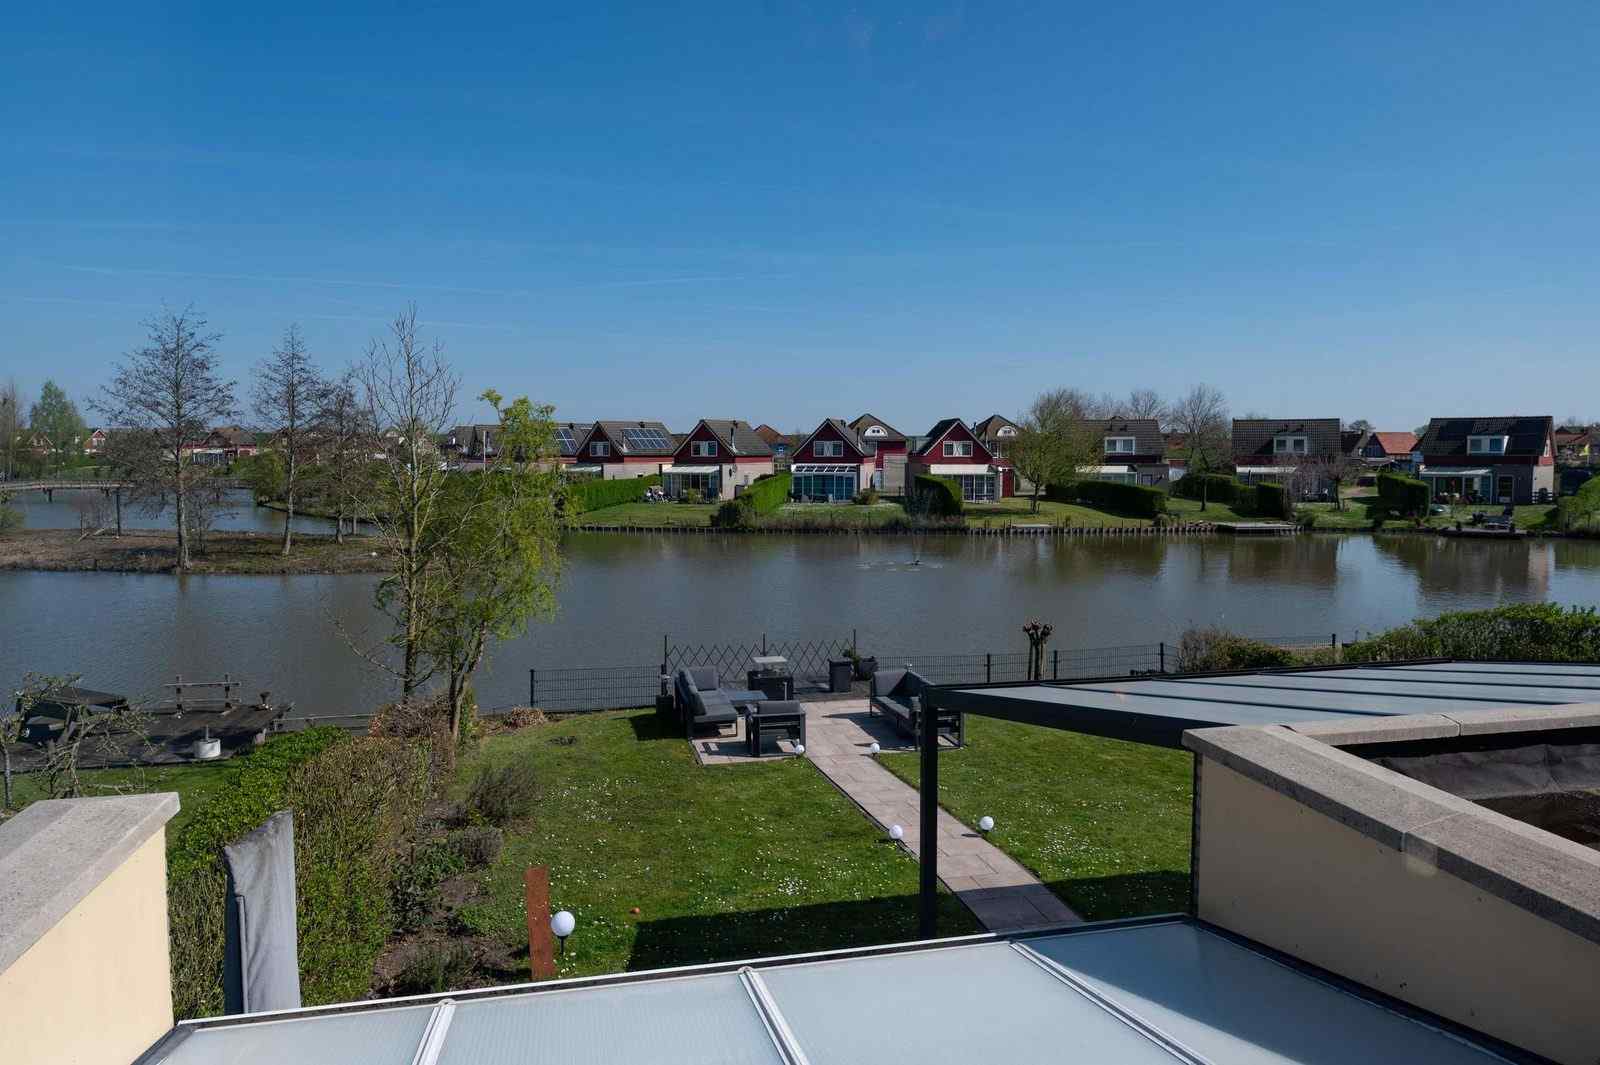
left=847, top=413, right=906, bottom=443
left=1231, top=418, right=1343, bottom=460
left=911, top=417, right=968, bottom=457
left=796, top=418, right=868, bottom=459
left=589, top=420, right=677, bottom=456
left=971, top=414, right=1020, bottom=441
left=1081, top=418, right=1164, bottom=457
left=1418, top=416, right=1553, bottom=459
left=1340, top=429, right=1371, bottom=457
left=694, top=419, right=774, bottom=457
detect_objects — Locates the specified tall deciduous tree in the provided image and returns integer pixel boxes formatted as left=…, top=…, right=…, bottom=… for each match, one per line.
left=1125, top=388, right=1169, bottom=428
left=358, top=307, right=459, bottom=701
left=29, top=380, right=86, bottom=472
left=95, top=308, right=238, bottom=570
left=0, top=379, right=24, bottom=481
left=419, top=391, right=567, bottom=742
left=1010, top=388, right=1102, bottom=513
left=253, top=324, right=325, bottom=555
left=1170, top=383, right=1231, bottom=511
left=310, top=368, right=373, bottom=542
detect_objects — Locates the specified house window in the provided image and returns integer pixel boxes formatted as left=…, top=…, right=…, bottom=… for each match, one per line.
left=690, top=440, right=718, bottom=458
left=815, top=440, right=843, bottom=458
left=1273, top=435, right=1309, bottom=455
left=1104, top=437, right=1136, bottom=454
left=863, top=425, right=887, bottom=438
left=1468, top=435, right=1507, bottom=455
left=955, top=473, right=996, bottom=502
left=998, top=426, right=1017, bottom=437
left=590, top=441, right=611, bottom=457
left=943, top=440, right=973, bottom=458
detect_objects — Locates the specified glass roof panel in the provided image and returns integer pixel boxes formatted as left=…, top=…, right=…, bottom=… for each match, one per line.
left=435, top=972, right=782, bottom=1065
left=157, top=1003, right=435, bottom=1065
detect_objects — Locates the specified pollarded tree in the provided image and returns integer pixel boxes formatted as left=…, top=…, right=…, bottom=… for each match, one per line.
left=95, top=308, right=238, bottom=570
left=253, top=324, right=326, bottom=555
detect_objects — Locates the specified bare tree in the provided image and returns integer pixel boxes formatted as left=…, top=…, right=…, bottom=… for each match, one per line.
left=253, top=324, right=326, bottom=556
left=310, top=368, right=373, bottom=542
left=1125, top=388, right=1169, bottom=428
left=95, top=308, right=238, bottom=570
left=357, top=307, right=459, bottom=701
left=1170, top=384, right=1231, bottom=511
left=0, top=379, right=26, bottom=481
left=1346, top=418, right=1374, bottom=434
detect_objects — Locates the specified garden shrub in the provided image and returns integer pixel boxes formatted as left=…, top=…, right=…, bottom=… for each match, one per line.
left=1345, top=604, right=1600, bottom=663
left=1255, top=482, right=1292, bottom=519
left=391, top=942, right=476, bottom=995
left=1174, top=626, right=1298, bottom=673
left=0, top=504, right=21, bottom=537
left=166, top=730, right=430, bottom=1017
left=741, top=471, right=791, bottom=515
left=392, top=841, right=467, bottom=933
left=467, top=760, right=538, bottom=825
left=450, top=825, right=505, bottom=867
left=1073, top=480, right=1168, bottom=517
left=1557, top=477, right=1600, bottom=531
left=1172, top=472, right=1243, bottom=505
left=911, top=474, right=963, bottom=517
left=853, top=486, right=879, bottom=505
left=711, top=499, right=752, bottom=529
left=568, top=474, right=660, bottom=514
left=1377, top=471, right=1429, bottom=518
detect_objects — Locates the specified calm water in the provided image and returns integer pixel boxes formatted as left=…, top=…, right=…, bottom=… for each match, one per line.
left=8, top=488, right=337, bottom=535
left=3, top=533, right=1600, bottom=715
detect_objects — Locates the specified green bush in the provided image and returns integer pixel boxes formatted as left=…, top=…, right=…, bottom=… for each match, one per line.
left=1345, top=604, right=1600, bottom=663
left=1557, top=477, right=1600, bottom=531
left=1072, top=480, right=1168, bottom=517
left=167, top=730, right=430, bottom=1017
left=711, top=498, right=752, bottom=529
left=391, top=942, right=476, bottom=995
left=741, top=471, right=791, bottom=515
left=1255, top=482, right=1292, bottom=519
left=467, top=759, right=537, bottom=825
left=854, top=486, right=880, bottom=506
left=1172, top=472, right=1243, bottom=504
left=911, top=474, right=963, bottom=517
left=0, top=504, right=21, bottom=537
left=449, top=825, right=505, bottom=867
left=1377, top=471, right=1429, bottom=518
left=568, top=474, right=660, bottom=514
left=392, top=841, right=467, bottom=933
left=1175, top=627, right=1298, bottom=673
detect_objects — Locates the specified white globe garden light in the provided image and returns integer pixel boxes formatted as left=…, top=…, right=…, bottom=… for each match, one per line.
left=868, top=742, right=881, bottom=755
left=889, top=824, right=904, bottom=841
left=978, top=816, right=995, bottom=833
left=551, top=910, right=576, bottom=954
left=794, top=744, right=806, bottom=755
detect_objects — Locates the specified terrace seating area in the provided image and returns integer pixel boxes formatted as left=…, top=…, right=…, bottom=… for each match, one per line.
left=870, top=667, right=965, bottom=747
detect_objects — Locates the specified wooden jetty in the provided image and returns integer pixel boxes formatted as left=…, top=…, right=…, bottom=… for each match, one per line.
left=1441, top=526, right=1526, bottom=540
left=1214, top=521, right=1298, bottom=535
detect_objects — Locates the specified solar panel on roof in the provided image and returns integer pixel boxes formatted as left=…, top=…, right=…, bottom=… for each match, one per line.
left=555, top=427, right=577, bottom=453
left=622, top=426, right=671, bottom=451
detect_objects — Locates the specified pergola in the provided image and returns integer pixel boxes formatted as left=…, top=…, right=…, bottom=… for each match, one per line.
left=914, top=659, right=1600, bottom=935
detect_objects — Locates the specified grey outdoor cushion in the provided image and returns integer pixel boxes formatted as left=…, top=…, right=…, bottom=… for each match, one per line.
left=873, top=669, right=907, bottom=698
left=688, top=667, right=719, bottom=691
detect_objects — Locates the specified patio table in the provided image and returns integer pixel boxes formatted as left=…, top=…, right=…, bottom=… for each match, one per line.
left=746, top=700, right=806, bottom=757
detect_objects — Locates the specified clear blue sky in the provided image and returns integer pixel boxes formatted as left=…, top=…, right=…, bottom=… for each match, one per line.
left=5, top=2, right=1599, bottom=432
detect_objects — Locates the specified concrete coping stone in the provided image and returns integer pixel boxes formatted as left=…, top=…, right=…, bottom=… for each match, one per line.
left=0, top=793, right=179, bottom=973
left=1184, top=715, right=1600, bottom=946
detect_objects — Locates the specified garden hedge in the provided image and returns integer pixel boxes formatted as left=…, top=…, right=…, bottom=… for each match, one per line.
left=568, top=473, right=660, bottom=514
left=741, top=471, right=791, bottom=515
left=1345, top=604, right=1600, bottom=663
left=1377, top=471, right=1429, bottom=517
left=1254, top=482, right=1292, bottom=519
left=167, top=729, right=430, bottom=1017
left=1072, top=480, right=1168, bottom=517
left=912, top=474, right=963, bottom=517
left=1557, top=476, right=1600, bottom=531
left=1172, top=472, right=1243, bottom=505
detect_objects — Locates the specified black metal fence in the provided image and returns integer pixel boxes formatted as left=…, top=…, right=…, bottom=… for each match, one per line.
left=523, top=630, right=1358, bottom=713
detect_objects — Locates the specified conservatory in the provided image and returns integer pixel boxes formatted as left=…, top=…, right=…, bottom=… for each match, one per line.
left=790, top=463, right=862, bottom=502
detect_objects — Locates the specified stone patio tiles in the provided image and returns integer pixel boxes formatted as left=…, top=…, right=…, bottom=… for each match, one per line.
left=691, top=696, right=1080, bottom=932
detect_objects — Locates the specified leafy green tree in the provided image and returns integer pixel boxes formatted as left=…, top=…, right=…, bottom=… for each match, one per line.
left=237, top=450, right=286, bottom=502
left=1010, top=388, right=1101, bottom=513
left=29, top=380, right=86, bottom=472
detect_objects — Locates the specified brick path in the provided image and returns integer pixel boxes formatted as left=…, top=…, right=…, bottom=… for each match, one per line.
left=691, top=697, right=1080, bottom=932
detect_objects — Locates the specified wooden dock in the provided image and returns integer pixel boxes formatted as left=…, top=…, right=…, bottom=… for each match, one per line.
left=1214, top=521, right=1298, bottom=535
left=1441, top=526, right=1526, bottom=540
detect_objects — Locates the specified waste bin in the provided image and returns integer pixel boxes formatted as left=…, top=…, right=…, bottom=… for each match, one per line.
left=828, top=658, right=853, bottom=694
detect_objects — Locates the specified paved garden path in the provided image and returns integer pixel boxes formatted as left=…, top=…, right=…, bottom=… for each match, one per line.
left=692, top=697, right=1080, bottom=932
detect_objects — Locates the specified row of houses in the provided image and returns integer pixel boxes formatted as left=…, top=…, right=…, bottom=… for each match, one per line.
left=12, top=426, right=263, bottom=467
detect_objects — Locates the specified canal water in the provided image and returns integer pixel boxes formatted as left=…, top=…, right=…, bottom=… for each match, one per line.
left=6, top=488, right=336, bottom=535
left=4, top=532, right=1600, bottom=715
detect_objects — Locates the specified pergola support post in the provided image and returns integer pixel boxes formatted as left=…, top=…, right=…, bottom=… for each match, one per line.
left=918, top=696, right=939, bottom=938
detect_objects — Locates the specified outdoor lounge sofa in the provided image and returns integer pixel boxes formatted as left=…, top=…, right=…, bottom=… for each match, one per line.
left=869, top=668, right=964, bottom=747
left=675, top=667, right=762, bottom=738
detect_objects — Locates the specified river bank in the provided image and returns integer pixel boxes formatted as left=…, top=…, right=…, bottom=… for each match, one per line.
left=0, top=529, right=387, bottom=574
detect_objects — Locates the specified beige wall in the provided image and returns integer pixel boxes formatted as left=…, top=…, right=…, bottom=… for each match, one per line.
left=726, top=460, right=776, bottom=499
left=602, top=461, right=664, bottom=480
left=0, top=829, right=173, bottom=1065
left=1196, top=759, right=1600, bottom=1065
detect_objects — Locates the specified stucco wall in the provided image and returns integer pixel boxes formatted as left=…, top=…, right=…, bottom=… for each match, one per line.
left=1195, top=758, right=1600, bottom=1065
left=0, top=829, right=173, bottom=1065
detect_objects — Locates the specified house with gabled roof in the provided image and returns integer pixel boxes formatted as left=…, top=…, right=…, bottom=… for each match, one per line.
left=572, top=420, right=676, bottom=479
left=1416, top=416, right=1555, bottom=504
left=660, top=419, right=775, bottom=501
left=846, top=413, right=908, bottom=494
left=1358, top=431, right=1419, bottom=471
left=789, top=418, right=876, bottom=502
left=971, top=414, right=1021, bottom=463
left=906, top=417, right=1013, bottom=502
left=1555, top=425, right=1597, bottom=468
left=1077, top=417, right=1168, bottom=486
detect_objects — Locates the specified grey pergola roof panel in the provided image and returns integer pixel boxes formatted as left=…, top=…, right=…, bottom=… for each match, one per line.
left=931, top=661, right=1600, bottom=748
left=157, top=1002, right=437, bottom=1065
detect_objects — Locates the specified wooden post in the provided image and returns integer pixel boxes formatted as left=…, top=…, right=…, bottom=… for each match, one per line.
left=524, top=865, right=556, bottom=979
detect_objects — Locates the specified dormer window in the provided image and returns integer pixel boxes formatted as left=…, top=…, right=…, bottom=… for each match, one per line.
left=690, top=440, right=718, bottom=458
left=943, top=440, right=974, bottom=458
left=1468, top=435, right=1507, bottom=455
left=998, top=426, right=1017, bottom=437
left=863, top=425, right=887, bottom=438
left=590, top=440, right=611, bottom=457
left=1273, top=435, right=1309, bottom=455
left=1105, top=436, right=1136, bottom=454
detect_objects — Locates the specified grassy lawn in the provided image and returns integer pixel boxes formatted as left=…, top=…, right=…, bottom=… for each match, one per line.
left=577, top=501, right=718, bottom=526
left=768, top=502, right=909, bottom=527
left=879, top=717, right=1193, bottom=921
left=451, top=710, right=977, bottom=978
left=4, top=760, right=238, bottom=836
left=1164, top=497, right=1258, bottom=524
left=963, top=497, right=1151, bottom=528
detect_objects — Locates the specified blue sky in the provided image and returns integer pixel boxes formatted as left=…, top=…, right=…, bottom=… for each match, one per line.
left=5, top=2, right=1600, bottom=431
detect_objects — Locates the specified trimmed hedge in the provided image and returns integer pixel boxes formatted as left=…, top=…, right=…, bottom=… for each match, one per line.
left=1557, top=476, right=1600, bottom=531
left=1377, top=471, right=1429, bottom=517
left=168, top=729, right=430, bottom=1017
left=568, top=474, right=660, bottom=514
left=1345, top=604, right=1600, bottom=664
left=1255, top=482, right=1292, bottom=519
left=1072, top=480, right=1168, bottom=517
left=1172, top=472, right=1243, bottom=504
left=741, top=471, right=791, bottom=515
left=912, top=474, right=963, bottom=517
left=1175, top=627, right=1299, bottom=672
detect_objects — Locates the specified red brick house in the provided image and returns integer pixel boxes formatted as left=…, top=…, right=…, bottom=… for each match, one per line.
left=846, top=413, right=908, bottom=494
left=1416, top=416, right=1555, bottom=504
left=790, top=419, right=876, bottom=501
left=660, top=419, right=775, bottom=501
left=907, top=417, right=1012, bottom=501
left=572, top=421, right=676, bottom=479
